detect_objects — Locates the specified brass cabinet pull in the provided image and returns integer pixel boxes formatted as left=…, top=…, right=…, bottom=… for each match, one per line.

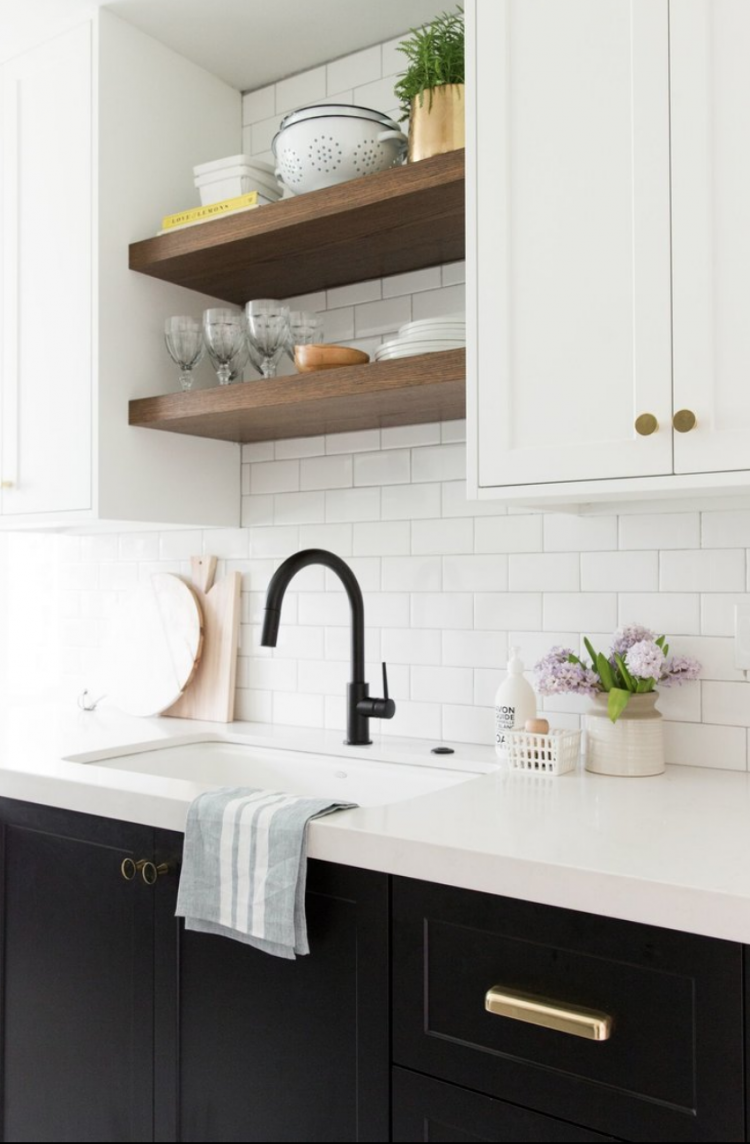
left=0, top=481, right=14, bottom=490
left=141, top=861, right=171, bottom=886
left=120, top=858, right=146, bottom=881
left=634, top=413, right=658, bottom=436
left=485, top=986, right=612, bottom=1041
left=673, top=409, right=697, bottom=433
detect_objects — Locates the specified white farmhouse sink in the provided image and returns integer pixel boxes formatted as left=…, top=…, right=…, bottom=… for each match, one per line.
left=65, top=737, right=489, bottom=807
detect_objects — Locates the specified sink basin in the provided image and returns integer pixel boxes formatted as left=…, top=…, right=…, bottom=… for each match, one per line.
left=65, top=738, right=489, bottom=807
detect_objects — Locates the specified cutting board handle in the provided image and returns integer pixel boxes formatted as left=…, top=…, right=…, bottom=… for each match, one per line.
left=191, top=555, right=217, bottom=594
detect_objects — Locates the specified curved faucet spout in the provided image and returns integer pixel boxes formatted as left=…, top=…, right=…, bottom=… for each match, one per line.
left=261, top=548, right=366, bottom=683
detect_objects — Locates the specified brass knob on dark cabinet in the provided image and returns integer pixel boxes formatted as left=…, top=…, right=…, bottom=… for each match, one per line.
left=634, top=413, right=658, bottom=436
left=141, top=861, right=170, bottom=886
left=673, top=409, right=697, bottom=433
left=120, top=858, right=146, bottom=881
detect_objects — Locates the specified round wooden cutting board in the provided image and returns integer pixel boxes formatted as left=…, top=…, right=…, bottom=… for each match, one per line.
left=103, top=573, right=204, bottom=717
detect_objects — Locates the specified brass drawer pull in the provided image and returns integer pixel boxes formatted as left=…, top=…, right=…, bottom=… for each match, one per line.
left=673, top=409, right=697, bottom=433
left=634, top=413, right=658, bottom=436
left=485, top=986, right=612, bottom=1041
left=120, top=858, right=146, bottom=881
left=141, top=861, right=171, bottom=886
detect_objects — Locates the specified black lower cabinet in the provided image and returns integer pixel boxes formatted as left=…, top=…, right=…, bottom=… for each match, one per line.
left=391, top=1068, right=616, bottom=1142
left=152, top=829, right=389, bottom=1143
left=0, top=798, right=155, bottom=1143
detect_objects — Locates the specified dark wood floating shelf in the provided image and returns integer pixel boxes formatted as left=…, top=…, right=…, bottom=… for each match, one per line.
left=129, top=349, right=466, bottom=443
left=129, top=150, right=465, bottom=303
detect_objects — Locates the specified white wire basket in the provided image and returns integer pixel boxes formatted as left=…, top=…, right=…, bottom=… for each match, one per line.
left=505, top=728, right=582, bottom=775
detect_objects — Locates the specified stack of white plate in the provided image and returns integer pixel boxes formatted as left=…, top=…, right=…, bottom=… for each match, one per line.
left=193, top=154, right=282, bottom=206
left=375, top=315, right=466, bottom=361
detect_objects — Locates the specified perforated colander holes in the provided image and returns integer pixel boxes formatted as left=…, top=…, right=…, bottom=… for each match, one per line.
left=280, top=148, right=304, bottom=184
left=307, top=135, right=343, bottom=173
left=353, top=141, right=385, bottom=173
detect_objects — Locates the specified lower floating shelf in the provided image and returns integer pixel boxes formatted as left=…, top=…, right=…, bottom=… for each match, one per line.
left=129, top=348, right=466, bottom=444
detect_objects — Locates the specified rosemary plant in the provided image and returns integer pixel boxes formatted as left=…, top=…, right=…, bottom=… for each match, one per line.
left=394, top=7, right=465, bottom=123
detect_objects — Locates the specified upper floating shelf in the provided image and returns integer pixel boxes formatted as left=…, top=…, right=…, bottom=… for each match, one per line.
left=128, top=150, right=466, bottom=304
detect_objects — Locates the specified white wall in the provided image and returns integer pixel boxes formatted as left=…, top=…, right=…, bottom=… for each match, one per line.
left=6, top=36, right=750, bottom=771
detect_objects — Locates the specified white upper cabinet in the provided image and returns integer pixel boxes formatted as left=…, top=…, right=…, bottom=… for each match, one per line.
left=467, top=0, right=750, bottom=505
left=670, top=0, right=750, bottom=476
left=468, top=0, right=672, bottom=492
left=0, top=11, right=242, bottom=528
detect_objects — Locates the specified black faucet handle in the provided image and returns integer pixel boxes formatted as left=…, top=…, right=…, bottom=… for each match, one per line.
left=356, top=662, right=396, bottom=721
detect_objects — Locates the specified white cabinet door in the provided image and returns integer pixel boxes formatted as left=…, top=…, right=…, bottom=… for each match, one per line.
left=0, top=24, right=92, bottom=517
left=671, top=0, right=750, bottom=475
left=470, top=0, right=672, bottom=489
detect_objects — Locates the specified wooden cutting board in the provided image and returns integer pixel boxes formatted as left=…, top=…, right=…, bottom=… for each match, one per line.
left=166, top=556, right=241, bottom=723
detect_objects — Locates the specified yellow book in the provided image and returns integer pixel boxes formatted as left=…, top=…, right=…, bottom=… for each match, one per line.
left=161, top=191, right=260, bottom=231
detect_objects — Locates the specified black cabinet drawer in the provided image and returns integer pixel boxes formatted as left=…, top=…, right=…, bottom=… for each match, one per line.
left=392, top=1068, right=615, bottom=1142
left=392, top=878, right=744, bottom=1142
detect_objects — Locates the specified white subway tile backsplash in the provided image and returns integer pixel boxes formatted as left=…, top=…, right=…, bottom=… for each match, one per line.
left=619, top=512, right=700, bottom=550
left=442, top=704, right=494, bottom=746
left=475, top=593, right=543, bottom=631
left=618, top=592, right=700, bottom=635
left=327, top=45, right=381, bottom=93
left=702, top=682, right=750, bottom=727
left=81, top=535, right=117, bottom=562
left=544, top=515, right=617, bottom=552
left=544, top=593, right=617, bottom=632
left=663, top=720, right=747, bottom=770
left=353, top=521, right=410, bottom=555
left=382, top=267, right=442, bottom=297
left=326, top=428, right=380, bottom=454
left=325, top=557, right=380, bottom=592
left=321, top=306, right=355, bottom=342
left=241, top=495, right=275, bottom=527
left=251, top=114, right=281, bottom=155
left=354, top=449, right=410, bottom=486
left=159, top=531, right=203, bottom=561
left=581, top=551, right=658, bottom=592
left=656, top=681, right=701, bottom=722
left=381, top=423, right=441, bottom=449
left=354, top=295, right=411, bottom=337
left=443, top=554, right=508, bottom=592
left=442, top=482, right=504, bottom=518
left=701, top=510, right=750, bottom=549
left=246, top=658, right=297, bottom=692
left=242, top=441, right=274, bottom=463
left=235, top=689, right=273, bottom=724
left=383, top=627, right=441, bottom=665
left=249, top=526, right=298, bottom=558
left=250, top=460, right=300, bottom=495
left=412, top=444, right=466, bottom=483
left=352, top=74, right=398, bottom=110
left=411, top=593, right=473, bottom=629
left=509, top=553, right=579, bottom=592
left=272, top=691, right=325, bottom=728
left=298, top=523, right=352, bottom=555
left=443, top=629, right=506, bottom=669
left=413, top=518, right=473, bottom=555
left=327, top=278, right=381, bottom=308
left=382, top=482, right=441, bottom=520
left=325, top=487, right=380, bottom=522
left=411, top=283, right=465, bottom=321
left=382, top=556, right=442, bottom=592
left=660, top=549, right=745, bottom=592
left=363, top=592, right=411, bottom=627
left=301, top=454, right=353, bottom=491
left=276, top=65, right=327, bottom=113
left=273, top=491, right=326, bottom=525
left=274, top=436, right=326, bottom=459
left=99, top=563, right=138, bottom=591
left=475, top=515, right=543, bottom=554
left=412, top=665, right=473, bottom=704
left=242, top=85, right=275, bottom=124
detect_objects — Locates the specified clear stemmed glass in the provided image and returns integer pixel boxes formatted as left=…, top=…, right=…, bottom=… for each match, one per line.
left=207, top=337, right=251, bottom=384
left=164, top=317, right=204, bottom=391
left=245, top=300, right=291, bottom=379
left=203, top=309, right=247, bottom=386
left=287, top=310, right=324, bottom=356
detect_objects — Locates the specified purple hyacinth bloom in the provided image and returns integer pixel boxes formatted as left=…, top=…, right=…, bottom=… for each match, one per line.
left=534, top=647, right=600, bottom=697
left=611, top=624, right=656, bottom=658
left=660, top=655, right=701, bottom=688
left=624, top=639, right=666, bottom=680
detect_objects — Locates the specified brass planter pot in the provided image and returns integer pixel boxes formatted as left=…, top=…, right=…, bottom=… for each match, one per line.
left=408, top=84, right=465, bottom=162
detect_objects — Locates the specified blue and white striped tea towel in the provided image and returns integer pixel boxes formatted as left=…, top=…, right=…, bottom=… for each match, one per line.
left=175, top=788, right=357, bottom=959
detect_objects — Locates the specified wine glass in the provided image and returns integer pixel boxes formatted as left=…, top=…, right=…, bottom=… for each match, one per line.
left=207, top=337, right=251, bottom=384
left=287, top=310, right=324, bottom=356
left=164, top=317, right=204, bottom=392
left=245, top=300, right=291, bottom=379
left=203, top=309, right=246, bottom=386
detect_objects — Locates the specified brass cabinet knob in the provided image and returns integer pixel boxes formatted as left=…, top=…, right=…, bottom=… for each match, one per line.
left=673, top=409, right=697, bottom=433
left=634, top=413, right=658, bottom=436
left=120, top=858, right=146, bottom=881
left=1, top=481, right=14, bottom=490
left=141, top=861, right=171, bottom=886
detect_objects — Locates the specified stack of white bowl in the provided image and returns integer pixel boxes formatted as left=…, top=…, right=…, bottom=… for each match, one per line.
left=193, top=154, right=282, bottom=207
left=375, top=314, right=466, bottom=361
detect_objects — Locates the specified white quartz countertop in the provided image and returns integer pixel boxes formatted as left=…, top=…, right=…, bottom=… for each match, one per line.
left=1, top=701, right=749, bottom=945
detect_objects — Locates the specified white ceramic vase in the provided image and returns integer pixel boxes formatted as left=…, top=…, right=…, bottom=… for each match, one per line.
left=585, top=692, right=665, bottom=777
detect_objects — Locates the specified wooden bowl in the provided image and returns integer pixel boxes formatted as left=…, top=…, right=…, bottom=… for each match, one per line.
left=294, top=343, right=370, bottom=372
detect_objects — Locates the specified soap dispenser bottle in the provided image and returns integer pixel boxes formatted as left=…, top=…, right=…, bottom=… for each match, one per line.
left=494, top=646, right=537, bottom=759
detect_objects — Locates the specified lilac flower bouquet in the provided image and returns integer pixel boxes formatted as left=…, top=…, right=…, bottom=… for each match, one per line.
left=535, top=625, right=701, bottom=723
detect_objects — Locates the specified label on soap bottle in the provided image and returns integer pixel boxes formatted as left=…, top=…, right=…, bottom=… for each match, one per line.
left=495, top=704, right=516, bottom=750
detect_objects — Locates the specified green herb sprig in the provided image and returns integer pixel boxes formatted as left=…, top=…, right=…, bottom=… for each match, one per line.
left=394, top=7, right=465, bottom=123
